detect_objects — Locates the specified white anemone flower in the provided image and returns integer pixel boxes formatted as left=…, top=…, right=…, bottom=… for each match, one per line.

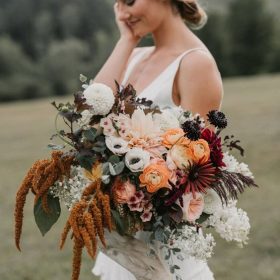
left=105, top=136, right=129, bottom=155
left=83, top=83, right=115, bottom=115
left=203, top=189, right=223, bottom=214
left=125, top=148, right=150, bottom=172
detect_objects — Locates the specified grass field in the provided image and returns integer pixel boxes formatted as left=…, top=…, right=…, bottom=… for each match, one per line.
left=0, top=74, right=279, bottom=280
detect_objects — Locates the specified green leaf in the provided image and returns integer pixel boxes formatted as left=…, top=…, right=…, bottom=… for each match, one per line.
left=108, top=155, right=120, bottom=164
left=196, top=212, right=211, bottom=224
left=102, top=162, right=110, bottom=175
left=83, top=128, right=97, bottom=141
left=76, top=153, right=96, bottom=171
left=92, top=141, right=106, bottom=152
left=109, top=162, right=125, bottom=176
left=155, top=227, right=165, bottom=242
left=172, top=248, right=181, bottom=253
left=111, top=209, right=128, bottom=235
left=34, top=195, right=61, bottom=236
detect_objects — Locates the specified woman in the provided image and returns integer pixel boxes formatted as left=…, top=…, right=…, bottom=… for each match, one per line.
left=92, top=0, right=223, bottom=279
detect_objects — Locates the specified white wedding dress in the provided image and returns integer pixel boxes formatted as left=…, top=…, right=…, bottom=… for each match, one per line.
left=92, top=46, right=215, bottom=280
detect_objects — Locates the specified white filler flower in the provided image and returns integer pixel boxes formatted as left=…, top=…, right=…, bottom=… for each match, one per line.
left=169, top=226, right=216, bottom=261
left=125, top=148, right=150, bottom=172
left=203, top=189, right=223, bottom=214
left=207, top=201, right=250, bottom=247
left=49, top=166, right=89, bottom=210
left=83, top=83, right=115, bottom=115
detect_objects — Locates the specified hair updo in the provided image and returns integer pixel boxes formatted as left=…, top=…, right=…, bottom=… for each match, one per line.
left=171, top=0, right=207, bottom=29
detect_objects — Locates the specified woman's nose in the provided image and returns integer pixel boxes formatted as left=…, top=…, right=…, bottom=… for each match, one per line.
left=117, top=3, right=131, bottom=20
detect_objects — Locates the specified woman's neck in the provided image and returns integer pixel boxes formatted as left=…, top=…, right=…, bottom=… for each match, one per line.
left=151, top=15, right=202, bottom=53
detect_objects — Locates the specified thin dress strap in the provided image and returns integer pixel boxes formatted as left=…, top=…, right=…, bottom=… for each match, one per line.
left=138, top=47, right=212, bottom=108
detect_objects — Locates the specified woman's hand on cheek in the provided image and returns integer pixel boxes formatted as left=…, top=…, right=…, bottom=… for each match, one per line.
left=114, top=3, right=142, bottom=45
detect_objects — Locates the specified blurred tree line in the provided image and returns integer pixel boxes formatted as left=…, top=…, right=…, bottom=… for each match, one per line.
left=0, top=0, right=279, bottom=102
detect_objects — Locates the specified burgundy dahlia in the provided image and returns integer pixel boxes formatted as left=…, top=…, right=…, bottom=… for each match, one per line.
left=201, top=128, right=226, bottom=168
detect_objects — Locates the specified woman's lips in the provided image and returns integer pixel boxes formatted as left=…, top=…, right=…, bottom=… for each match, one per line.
left=127, top=20, right=140, bottom=27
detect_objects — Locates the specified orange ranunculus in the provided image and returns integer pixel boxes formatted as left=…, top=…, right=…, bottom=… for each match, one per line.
left=112, top=177, right=136, bottom=204
left=189, top=139, right=210, bottom=164
left=139, top=163, right=171, bottom=193
left=162, top=128, right=186, bottom=148
left=84, top=162, right=102, bottom=181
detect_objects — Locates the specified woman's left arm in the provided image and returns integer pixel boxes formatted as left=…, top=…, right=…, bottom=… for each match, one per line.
left=177, top=51, right=224, bottom=120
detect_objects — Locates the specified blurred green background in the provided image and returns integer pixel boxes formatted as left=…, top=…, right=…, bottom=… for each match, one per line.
left=0, top=0, right=280, bottom=279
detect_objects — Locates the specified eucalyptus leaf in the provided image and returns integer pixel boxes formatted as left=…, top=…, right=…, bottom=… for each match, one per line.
left=108, top=155, right=120, bottom=164
left=92, top=141, right=106, bottom=152
left=109, top=161, right=125, bottom=176
left=80, top=74, right=88, bottom=83
left=83, top=128, right=97, bottom=141
left=34, top=195, right=61, bottom=236
left=47, top=143, right=65, bottom=150
left=76, top=153, right=95, bottom=171
left=155, top=227, right=165, bottom=242
left=102, top=162, right=110, bottom=175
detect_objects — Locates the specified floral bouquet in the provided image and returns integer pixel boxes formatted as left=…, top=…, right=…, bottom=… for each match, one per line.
left=15, top=75, right=258, bottom=280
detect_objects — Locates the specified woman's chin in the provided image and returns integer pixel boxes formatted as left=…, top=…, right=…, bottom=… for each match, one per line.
left=133, top=29, right=149, bottom=39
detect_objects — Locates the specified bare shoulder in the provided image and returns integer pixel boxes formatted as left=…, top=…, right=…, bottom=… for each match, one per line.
left=176, top=49, right=224, bottom=114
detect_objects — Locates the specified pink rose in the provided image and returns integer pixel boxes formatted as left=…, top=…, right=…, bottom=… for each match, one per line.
left=181, top=193, right=204, bottom=222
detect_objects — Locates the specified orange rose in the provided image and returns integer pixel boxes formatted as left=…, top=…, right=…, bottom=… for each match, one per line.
left=189, top=139, right=210, bottom=164
left=170, top=143, right=193, bottom=170
left=112, top=177, right=136, bottom=204
left=162, top=128, right=185, bottom=148
left=139, top=163, right=171, bottom=193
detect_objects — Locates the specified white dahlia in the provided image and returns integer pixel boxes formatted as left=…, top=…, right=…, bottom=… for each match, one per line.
left=125, top=148, right=150, bottom=172
left=83, top=83, right=115, bottom=115
left=105, top=136, right=129, bottom=155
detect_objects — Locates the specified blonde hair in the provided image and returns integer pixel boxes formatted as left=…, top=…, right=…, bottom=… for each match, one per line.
left=171, top=0, right=208, bottom=29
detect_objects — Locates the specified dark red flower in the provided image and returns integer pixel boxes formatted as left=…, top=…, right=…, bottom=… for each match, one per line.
left=184, top=161, right=217, bottom=197
left=201, top=128, right=226, bottom=168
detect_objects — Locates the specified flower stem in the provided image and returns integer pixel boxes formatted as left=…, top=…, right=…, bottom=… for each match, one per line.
left=55, top=113, right=75, bottom=148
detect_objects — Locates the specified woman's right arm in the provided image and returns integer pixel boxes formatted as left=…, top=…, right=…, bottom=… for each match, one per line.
left=92, top=3, right=142, bottom=91
left=92, top=39, right=138, bottom=91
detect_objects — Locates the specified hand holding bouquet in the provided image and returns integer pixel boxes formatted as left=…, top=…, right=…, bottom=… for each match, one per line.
left=15, top=75, right=258, bottom=280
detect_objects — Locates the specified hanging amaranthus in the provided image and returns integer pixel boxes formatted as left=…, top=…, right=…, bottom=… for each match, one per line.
left=59, top=179, right=113, bottom=280
left=14, top=151, right=74, bottom=251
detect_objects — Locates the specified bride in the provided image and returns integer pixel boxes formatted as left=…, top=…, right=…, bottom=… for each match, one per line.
left=92, top=0, right=223, bottom=279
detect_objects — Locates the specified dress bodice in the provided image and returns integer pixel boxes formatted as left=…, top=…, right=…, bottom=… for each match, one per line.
left=121, top=46, right=209, bottom=108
